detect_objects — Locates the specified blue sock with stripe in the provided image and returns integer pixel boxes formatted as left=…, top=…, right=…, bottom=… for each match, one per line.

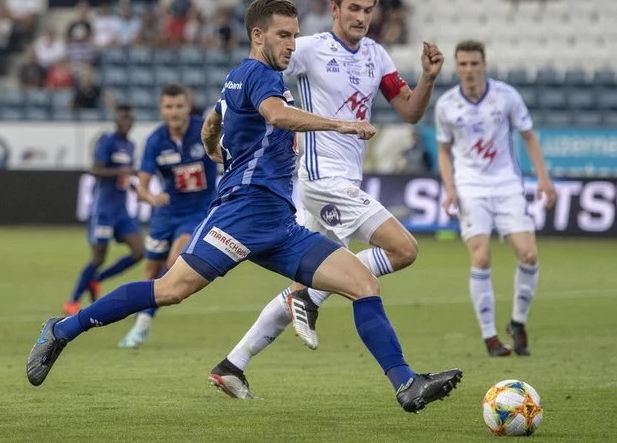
left=69, top=262, right=100, bottom=303
left=54, top=281, right=157, bottom=342
left=96, top=254, right=140, bottom=282
left=353, top=296, right=416, bottom=391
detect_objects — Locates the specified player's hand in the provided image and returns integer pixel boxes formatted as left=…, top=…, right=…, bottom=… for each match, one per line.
left=442, top=190, right=458, bottom=217
left=537, top=178, right=556, bottom=209
left=150, top=192, right=170, bottom=207
left=421, top=42, right=444, bottom=81
left=338, top=121, right=377, bottom=140
left=207, top=145, right=224, bottom=164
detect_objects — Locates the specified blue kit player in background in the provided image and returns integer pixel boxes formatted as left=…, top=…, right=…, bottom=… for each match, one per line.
left=117, top=84, right=218, bottom=348
left=62, top=105, right=144, bottom=316
left=27, top=0, right=462, bottom=414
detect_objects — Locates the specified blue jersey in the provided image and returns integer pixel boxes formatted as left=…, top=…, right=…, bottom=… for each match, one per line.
left=214, top=59, right=297, bottom=208
left=140, top=116, right=218, bottom=218
left=92, top=132, right=135, bottom=216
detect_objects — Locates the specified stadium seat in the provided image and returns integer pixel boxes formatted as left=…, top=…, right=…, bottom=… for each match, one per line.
left=181, top=67, right=206, bottom=88
left=153, top=50, right=178, bottom=66
left=205, top=66, right=231, bottom=88
left=229, top=48, right=247, bottom=66
left=541, top=110, right=572, bottom=127
left=563, top=69, right=588, bottom=86
left=204, top=50, right=230, bottom=67
left=517, top=86, right=537, bottom=109
left=178, top=47, right=204, bottom=66
left=602, top=111, right=617, bottom=127
left=0, top=106, right=23, bottom=120
left=51, top=108, right=76, bottom=121
left=75, top=109, right=103, bottom=121
left=105, top=87, right=128, bottom=105
left=134, top=108, right=157, bottom=121
left=596, top=89, right=617, bottom=110
left=374, top=109, right=402, bottom=124
left=567, top=88, right=596, bottom=110
left=572, top=110, right=603, bottom=127
left=24, top=106, right=50, bottom=121
left=128, top=87, right=157, bottom=108
left=128, top=47, right=153, bottom=66
left=102, top=66, right=129, bottom=87
left=535, top=68, right=560, bottom=86
left=101, top=47, right=128, bottom=66
left=592, top=69, right=616, bottom=87
left=156, top=66, right=182, bottom=86
left=537, top=88, right=567, bottom=109
left=506, top=68, right=530, bottom=86
left=50, top=90, right=73, bottom=109
left=24, top=90, right=50, bottom=107
left=129, top=68, right=155, bottom=87
left=0, top=89, right=23, bottom=106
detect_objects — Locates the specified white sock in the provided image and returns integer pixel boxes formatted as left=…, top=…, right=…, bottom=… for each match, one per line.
left=134, top=312, right=153, bottom=331
left=469, top=267, right=497, bottom=339
left=308, top=247, right=395, bottom=306
left=512, top=262, right=539, bottom=324
left=227, top=289, right=292, bottom=371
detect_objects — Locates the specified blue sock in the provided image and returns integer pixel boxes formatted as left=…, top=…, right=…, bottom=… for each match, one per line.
left=69, top=262, right=100, bottom=303
left=55, top=281, right=157, bottom=342
left=96, top=254, right=140, bottom=282
left=139, top=266, right=168, bottom=318
left=353, top=296, right=416, bottom=391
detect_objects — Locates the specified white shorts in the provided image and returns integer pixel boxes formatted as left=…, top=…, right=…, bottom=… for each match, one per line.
left=298, top=177, right=392, bottom=247
left=458, top=193, right=536, bottom=241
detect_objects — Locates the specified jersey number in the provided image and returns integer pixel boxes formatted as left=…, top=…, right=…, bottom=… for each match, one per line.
left=172, top=163, right=206, bottom=192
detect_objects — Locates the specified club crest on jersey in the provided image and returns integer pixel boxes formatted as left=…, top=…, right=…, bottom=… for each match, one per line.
left=326, top=58, right=340, bottom=73
left=190, top=143, right=205, bottom=159
left=365, top=62, right=375, bottom=78
left=320, top=204, right=342, bottom=226
left=345, top=187, right=359, bottom=198
left=329, top=41, right=338, bottom=52
left=204, top=227, right=250, bottom=262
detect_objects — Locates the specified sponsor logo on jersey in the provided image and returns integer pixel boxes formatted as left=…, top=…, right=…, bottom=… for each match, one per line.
left=224, top=80, right=243, bottom=90
left=320, top=204, right=342, bottom=226
left=156, top=150, right=181, bottom=165
left=471, top=137, right=497, bottom=166
left=190, top=143, right=205, bottom=159
left=326, top=58, right=340, bottom=73
left=111, top=151, right=132, bottom=164
left=366, top=62, right=375, bottom=78
left=204, top=227, right=250, bottom=262
left=345, top=187, right=359, bottom=198
left=337, top=91, right=373, bottom=120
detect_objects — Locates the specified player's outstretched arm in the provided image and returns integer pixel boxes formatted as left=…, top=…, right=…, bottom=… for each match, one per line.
left=259, top=97, right=377, bottom=140
left=389, top=42, right=444, bottom=124
left=520, top=130, right=556, bottom=208
left=135, top=172, right=170, bottom=207
left=201, top=109, right=223, bottom=163
left=438, top=142, right=458, bottom=215
left=90, top=160, right=134, bottom=178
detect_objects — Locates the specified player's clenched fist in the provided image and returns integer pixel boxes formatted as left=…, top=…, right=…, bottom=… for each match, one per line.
left=421, top=41, right=444, bottom=80
left=338, top=120, right=377, bottom=140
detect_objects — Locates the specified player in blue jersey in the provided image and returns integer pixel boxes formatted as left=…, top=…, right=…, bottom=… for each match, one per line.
left=117, top=84, right=219, bottom=348
left=27, top=0, right=462, bottom=413
left=62, top=105, right=144, bottom=316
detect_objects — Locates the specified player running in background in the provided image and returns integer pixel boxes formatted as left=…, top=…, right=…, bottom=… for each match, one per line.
left=208, top=0, right=444, bottom=399
left=117, top=84, right=218, bottom=348
left=436, top=40, right=556, bottom=357
left=27, top=0, right=461, bottom=414
left=62, top=105, right=144, bottom=316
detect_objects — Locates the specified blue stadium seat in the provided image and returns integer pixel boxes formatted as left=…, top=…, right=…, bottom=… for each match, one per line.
left=129, top=68, right=155, bottom=87
left=134, top=108, right=157, bottom=121
left=75, top=109, right=103, bottom=121
left=153, top=50, right=178, bottom=66
left=50, top=90, right=73, bottom=109
left=530, top=110, right=544, bottom=127
left=102, top=66, right=129, bottom=86
left=178, top=47, right=204, bottom=66
left=101, top=47, right=128, bottom=66
left=572, top=111, right=603, bottom=127
left=205, top=66, right=230, bottom=88
left=517, top=86, right=537, bottom=109
left=105, top=87, right=128, bottom=105
left=128, top=47, right=153, bottom=66
left=537, top=88, right=567, bottom=109
left=51, top=108, right=76, bottom=121
left=128, top=87, right=156, bottom=108
left=0, top=106, right=23, bottom=120
left=24, top=106, right=50, bottom=121
left=0, top=89, right=23, bottom=106
left=506, top=69, right=530, bottom=86
left=486, top=69, right=501, bottom=81
left=596, top=89, right=617, bottom=110
left=541, top=110, right=572, bottom=127
left=181, top=66, right=206, bottom=88
left=192, top=90, right=209, bottom=109
left=204, top=50, right=229, bottom=67
left=535, top=68, right=560, bottom=86
left=435, top=71, right=456, bottom=88
left=592, top=69, right=616, bottom=87
left=156, top=66, right=181, bottom=86
left=24, top=89, right=50, bottom=107
left=564, top=69, right=588, bottom=86
left=229, top=48, right=247, bottom=66
left=567, top=88, right=595, bottom=110
left=204, top=86, right=223, bottom=104
left=602, top=112, right=617, bottom=127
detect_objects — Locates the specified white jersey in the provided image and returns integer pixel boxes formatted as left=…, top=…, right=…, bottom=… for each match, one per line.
left=284, top=32, right=400, bottom=182
left=435, top=79, right=533, bottom=197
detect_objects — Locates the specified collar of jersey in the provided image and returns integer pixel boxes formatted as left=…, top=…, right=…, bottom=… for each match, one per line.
left=328, top=31, right=361, bottom=54
left=459, top=80, right=491, bottom=106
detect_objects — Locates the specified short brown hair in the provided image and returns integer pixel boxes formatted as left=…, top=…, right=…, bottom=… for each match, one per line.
left=160, top=83, right=188, bottom=98
left=331, top=0, right=379, bottom=7
left=244, top=0, right=298, bottom=42
left=455, top=40, right=486, bottom=60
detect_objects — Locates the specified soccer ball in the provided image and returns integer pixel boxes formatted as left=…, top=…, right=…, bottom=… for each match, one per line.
left=482, top=379, right=543, bottom=436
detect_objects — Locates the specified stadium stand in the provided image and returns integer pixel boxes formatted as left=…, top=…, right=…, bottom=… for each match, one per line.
left=0, top=0, right=615, bottom=126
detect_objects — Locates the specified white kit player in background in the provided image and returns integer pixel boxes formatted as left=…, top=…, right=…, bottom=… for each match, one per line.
left=436, top=40, right=556, bottom=357
left=208, top=0, right=446, bottom=399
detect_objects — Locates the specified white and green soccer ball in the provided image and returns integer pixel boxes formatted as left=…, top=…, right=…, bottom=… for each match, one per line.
left=482, top=379, right=543, bottom=436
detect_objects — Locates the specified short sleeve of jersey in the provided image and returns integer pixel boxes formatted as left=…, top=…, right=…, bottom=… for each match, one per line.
left=246, top=65, right=285, bottom=111
left=283, top=36, right=313, bottom=78
left=509, top=88, right=533, bottom=132
left=139, top=133, right=159, bottom=174
left=376, top=44, right=398, bottom=78
left=214, top=99, right=222, bottom=114
left=435, top=101, right=453, bottom=144
left=93, top=135, right=112, bottom=164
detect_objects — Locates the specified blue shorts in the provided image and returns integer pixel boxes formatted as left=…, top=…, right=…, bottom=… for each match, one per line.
left=88, top=212, right=141, bottom=246
left=181, top=187, right=341, bottom=287
left=145, top=210, right=205, bottom=260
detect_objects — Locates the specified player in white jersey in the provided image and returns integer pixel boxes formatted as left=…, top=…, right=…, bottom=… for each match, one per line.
left=208, top=0, right=447, bottom=399
left=436, top=40, right=556, bottom=357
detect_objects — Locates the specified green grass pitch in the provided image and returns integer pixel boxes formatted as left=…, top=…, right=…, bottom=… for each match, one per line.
left=0, top=227, right=615, bottom=443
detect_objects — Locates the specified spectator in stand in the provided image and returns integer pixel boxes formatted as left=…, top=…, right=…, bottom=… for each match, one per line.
left=72, top=63, right=112, bottom=112
left=0, top=3, right=14, bottom=57
left=19, top=45, right=45, bottom=89
left=45, top=57, right=74, bottom=90
left=5, top=0, right=44, bottom=42
left=117, top=1, right=141, bottom=47
left=169, top=0, right=193, bottom=18
left=136, top=7, right=161, bottom=47
left=65, top=1, right=97, bottom=69
left=300, top=0, right=331, bottom=36
left=93, top=1, right=121, bottom=49
left=34, top=26, right=66, bottom=70
left=163, top=4, right=187, bottom=48
left=183, top=6, right=203, bottom=45
left=201, top=6, right=239, bottom=50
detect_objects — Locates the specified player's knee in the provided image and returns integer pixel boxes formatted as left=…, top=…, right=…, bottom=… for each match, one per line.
left=519, top=249, right=537, bottom=266
left=131, top=246, right=144, bottom=262
left=154, top=282, right=190, bottom=306
left=472, top=253, right=491, bottom=269
left=396, top=235, right=419, bottom=268
left=355, top=273, right=380, bottom=297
